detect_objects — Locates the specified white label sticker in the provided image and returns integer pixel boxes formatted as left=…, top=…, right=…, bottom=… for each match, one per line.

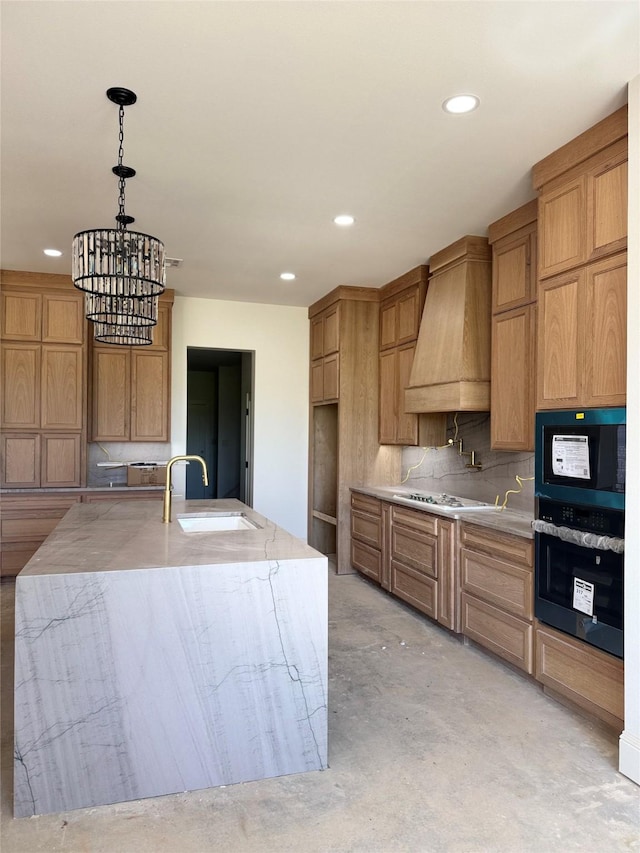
left=552, top=435, right=590, bottom=479
left=573, top=578, right=595, bottom=616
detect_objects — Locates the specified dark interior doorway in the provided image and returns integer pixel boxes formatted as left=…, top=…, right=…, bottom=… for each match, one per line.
left=186, top=348, right=254, bottom=503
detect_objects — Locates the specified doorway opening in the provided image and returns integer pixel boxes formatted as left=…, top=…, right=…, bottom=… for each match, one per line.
left=186, top=348, right=254, bottom=504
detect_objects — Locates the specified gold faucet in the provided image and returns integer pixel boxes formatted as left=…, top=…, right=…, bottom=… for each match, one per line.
left=163, top=455, right=209, bottom=523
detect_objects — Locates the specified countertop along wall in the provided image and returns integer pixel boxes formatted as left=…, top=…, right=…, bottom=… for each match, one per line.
left=170, top=295, right=309, bottom=540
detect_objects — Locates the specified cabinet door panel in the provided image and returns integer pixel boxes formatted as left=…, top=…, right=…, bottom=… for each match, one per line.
left=323, top=306, right=339, bottom=355
left=378, top=349, right=397, bottom=444
left=396, top=290, right=421, bottom=345
left=41, top=434, right=82, bottom=487
left=148, top=303, right=170, bottom=351
left=492, top=227, right=535, bottom=312
left=460, top=549, right=532, bottom=619
left=582, top=253, right=626, bottom=407
left=379, top=299, right=397, bottom=350
left=586, top=152, right=627, bottom=261
left=538, top=177, right=585, bottom=278
left=42, top=293, right=85, bottom=344
left=536, top=271, right=582, bottom=409
left=395, top=343, right=418, bottom=445
left=351, top=540, right=382, bottom=584
left=436, top=518, right=456, bottom=631
left=41, top=345, right=83, bottom=430
left=310, top=359, right=324, bottom=403
left=322, top=353, right=339, bottom=402
left=1, top=343, right=40, bottom=428
left=131, top=351, right=169, bottom=441
left=491, top=306, right=534, bottom=450
left=310, top=317, right=324, bottom=361
left=91, top=347, right=130, bottom=441
left=1, top=291, right=41, bottom=340
left=0, top=433, right=40, bottom=487
left=351, top=511, right=382, bottom=549
left=391, top=525, right=437, bottom=579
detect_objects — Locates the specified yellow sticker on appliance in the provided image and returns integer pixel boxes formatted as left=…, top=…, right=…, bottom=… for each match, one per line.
left=575, top=413, right=585, bottom=419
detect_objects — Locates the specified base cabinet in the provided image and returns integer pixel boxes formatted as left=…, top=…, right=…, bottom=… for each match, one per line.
left=460, top=523, right=534, bottom=673
left=535, top=624, right=624, bottom=730
left=350, top=492, right=383, bottom=584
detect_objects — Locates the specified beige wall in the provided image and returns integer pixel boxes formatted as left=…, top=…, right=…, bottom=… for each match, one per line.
left=170, top=295, right=309, bottom=539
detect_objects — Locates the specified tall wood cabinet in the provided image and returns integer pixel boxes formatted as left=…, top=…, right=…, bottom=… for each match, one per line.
left=488, top=200, right=537, bottom=451
left=533, top=106, right=627, bottom=410
left=1, top=271, right=87, bottom=487
left=90, top=297, right=173, bottom=441
left=309, top=287, right=400, bottom=574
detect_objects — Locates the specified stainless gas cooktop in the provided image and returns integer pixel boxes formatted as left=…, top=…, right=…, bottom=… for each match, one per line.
left=392, top=491, right=495, bottom=513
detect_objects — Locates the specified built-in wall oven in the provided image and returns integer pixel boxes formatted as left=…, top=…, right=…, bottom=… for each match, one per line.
left=534, top=409, right=625, bottom=659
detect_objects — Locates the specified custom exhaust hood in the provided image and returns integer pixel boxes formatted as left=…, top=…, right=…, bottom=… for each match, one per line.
left=404, top=236, right=492, bottom=414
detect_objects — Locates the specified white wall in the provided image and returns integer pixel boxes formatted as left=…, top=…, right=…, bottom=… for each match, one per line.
left=170, top=296, right=309, bottom=539
left=620, top=75, right=640, bottom=786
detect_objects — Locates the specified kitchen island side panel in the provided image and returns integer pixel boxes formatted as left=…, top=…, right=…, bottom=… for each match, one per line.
left=14, top=556, right=328, bottom=817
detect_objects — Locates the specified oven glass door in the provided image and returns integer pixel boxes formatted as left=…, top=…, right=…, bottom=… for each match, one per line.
left=535, top=532, right=623, bottom=658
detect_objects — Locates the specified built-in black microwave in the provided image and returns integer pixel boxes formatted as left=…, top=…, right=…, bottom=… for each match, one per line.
left=535, top=408, right=626, bottom=510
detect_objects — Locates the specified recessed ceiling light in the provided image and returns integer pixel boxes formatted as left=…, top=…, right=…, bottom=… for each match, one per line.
left=442, top=94, right=480, bottom=115
left=333, top=214, right=355, bottom=227
left=280, top=272, right=296, bottom=281
left=44, top=248, right=63, bottom=257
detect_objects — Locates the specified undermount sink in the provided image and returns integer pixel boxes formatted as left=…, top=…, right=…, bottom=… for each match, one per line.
left=177, top=512, right=259, bottom=533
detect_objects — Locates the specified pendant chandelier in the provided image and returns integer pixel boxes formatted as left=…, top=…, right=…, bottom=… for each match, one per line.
left=72, top=87, right=165, bottom=343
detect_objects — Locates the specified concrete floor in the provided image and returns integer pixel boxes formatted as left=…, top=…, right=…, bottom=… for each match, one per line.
left=1, top=571, right=638, bottom=853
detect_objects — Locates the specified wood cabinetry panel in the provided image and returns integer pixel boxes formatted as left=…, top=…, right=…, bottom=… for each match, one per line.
left=41, top=434, right=82, bottom=487
left=1, top=291, right=42, bottom=340
left=323, top=306, right=339, bottom=355
left=391, top=523, right=437, bottom=579
left=535, top=625, right=623, bottom=728
left=537, top=272, right=581, bottom=408
left=493, top=230, right=535, bottom=312
left=322, top=353, right=339, bottom=402
left=461, top=548, right=532, bottom=619
left=460, top=524, right=533, bottom=566
left=378, top=349, right=397, bottom=444
left=462, top=593, right=533, bottom=673
left=395, top=343, right=418, bottom=445
left=583, top=253, right=626, bottom=407
left=436, top=518, right=456, bottom=631
left=42, top=293, right=85, bottom=344
left=351, top=540, right=382, bottom=584
left=396, top=289, right=421, bottom=344
left=1, top=343, right=40, bottom=428
left=148, top=303, right=170, bottom=350
left=310, top=360, right=324, bottom=403
left=131, top=351, right=169, bottom=441
left=379, top=301, right=397, bottom=350
left=351, top=511, right=382, bottom=550
left=351, top=492, right=382, bottom=517
left=391, top=505, right=437, bottom=536
left=41, top=345, right=83, bottom=430
left=587, top=151, right=627, bottom=260
left=310, top=317, right=324, bottom=361
left=539, top=178, right=585, bottom=278
left=491, top=305, right=535, bottom=451
left=1, top=433, right=40, bottom=487
left=91, top=347, right=129, bottom=441
left=391, top=561, right=437, bottom=620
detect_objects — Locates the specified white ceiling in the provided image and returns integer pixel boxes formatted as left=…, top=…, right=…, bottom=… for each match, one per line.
left=1, top=1, right=638, bottom=308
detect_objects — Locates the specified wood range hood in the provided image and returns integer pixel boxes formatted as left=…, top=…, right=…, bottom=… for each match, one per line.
left=404, top=236, right=492, bottom=414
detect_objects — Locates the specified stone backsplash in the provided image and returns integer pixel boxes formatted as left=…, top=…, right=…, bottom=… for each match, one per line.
left=400, top=413, right=534, bottom=513
left=87, top=442, right=172, bottom=487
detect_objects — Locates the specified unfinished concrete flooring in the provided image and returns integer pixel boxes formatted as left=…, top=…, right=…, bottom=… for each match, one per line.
left=1, top=572, right=638, bottom=852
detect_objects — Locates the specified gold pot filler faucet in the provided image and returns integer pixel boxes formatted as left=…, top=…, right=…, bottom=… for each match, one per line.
left=163, top=455, right=209, bottom=523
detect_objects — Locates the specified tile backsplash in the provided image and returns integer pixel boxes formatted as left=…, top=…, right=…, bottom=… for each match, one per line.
left=400, top=413, right=534, bottom=513
left=88, top=442, right=171, bottom=487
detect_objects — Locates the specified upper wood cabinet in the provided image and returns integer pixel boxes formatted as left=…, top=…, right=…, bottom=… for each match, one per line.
left=488, top=200, right=537, bottom=451
left=89, top=296, right=173, bottom=442
left=534, top=106, right=627, bottom=280
left=377, top=266, right=445, bottom=446
left=536, top=254, right=626, bottom=410
left=310, top=302, right=340, bottom=403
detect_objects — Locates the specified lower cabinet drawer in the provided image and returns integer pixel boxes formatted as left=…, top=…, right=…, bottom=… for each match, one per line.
left=462, top=592, right=533, bottom=674
left=351, top=510, right=382, bottom=549
left=535, top=625, right=624, bottom=728
left=391, top=525, right=437, bottom=578
left=391, top=560, right=437, bottom=621
left=460, top=548, right=533, bottom=619
left=351, top=539, right=382, bottom=584
left=0, top=540, right=40, bottom=577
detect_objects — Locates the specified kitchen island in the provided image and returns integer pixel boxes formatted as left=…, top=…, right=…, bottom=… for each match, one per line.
left=14, top=499, right=328, bottom=817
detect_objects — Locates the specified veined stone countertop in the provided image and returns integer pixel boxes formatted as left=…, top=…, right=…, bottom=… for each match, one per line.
left=351, top=485, right=534, bottom=539
left=20, top=498, right=320, bottom=577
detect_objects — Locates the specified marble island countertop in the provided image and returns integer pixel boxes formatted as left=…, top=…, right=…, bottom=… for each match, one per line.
left=351, top=485, right=534, bottom=539
left=21, top=498, right=321, bottom=577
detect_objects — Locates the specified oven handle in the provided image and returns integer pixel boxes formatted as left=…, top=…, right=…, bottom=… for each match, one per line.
left=532, top=519, right=624, bottom=553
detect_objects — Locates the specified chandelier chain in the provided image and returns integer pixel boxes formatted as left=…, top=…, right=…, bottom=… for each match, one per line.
left=117, top=104, right=127, bottom=229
